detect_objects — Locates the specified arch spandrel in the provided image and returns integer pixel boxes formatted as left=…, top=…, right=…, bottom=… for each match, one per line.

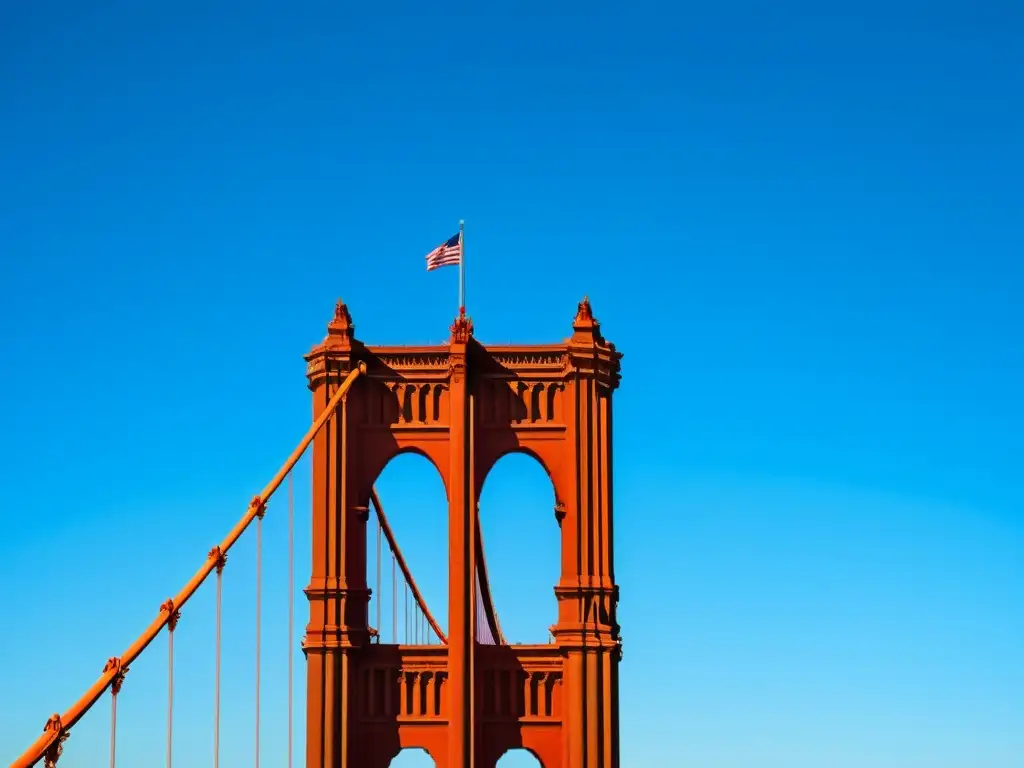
left=470, top=343, right=573, bottom=506
left=342, top=348, right=457, bottom=505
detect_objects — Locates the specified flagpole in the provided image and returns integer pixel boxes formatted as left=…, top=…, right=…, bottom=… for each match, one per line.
left=458, top=219, right=465, bottom=312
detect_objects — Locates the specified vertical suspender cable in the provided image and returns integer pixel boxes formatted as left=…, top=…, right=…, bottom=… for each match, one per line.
left=163, top=600, right=179, bottom=768
left=376, top=515, right=382, bottom=636
left=110, top=691, right=117, bottom=768
left=392, top=554, right=397, bottom=644
left=168, top=629, right=173, bottom=768
left=288, top=471, right=294, bottom=768
left=214, top=549, right=225, bottom=768
left=404, top=580, right=409, bottom=644
left=255, top=511, right=263, bottom=768
left=107, top=657, right=125, bottom=768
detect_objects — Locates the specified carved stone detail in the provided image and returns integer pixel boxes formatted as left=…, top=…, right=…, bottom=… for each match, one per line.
left=332, top=299, right=353, bottom=327
left=575, top=295, right=594, bottom=323
left=481, top=379, right=565, bottom=425
left=480, top=667, right=562, bottom=720
left=375, top=353, right=450, bottom=370
left=449, top=306, right=474, bottom=343
left=489, top=352, right=566, bottom=368
left=375, top=381, right=449, bottom=426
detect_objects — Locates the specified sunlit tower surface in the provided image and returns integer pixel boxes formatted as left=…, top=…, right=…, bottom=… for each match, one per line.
left=303, top=297, right=622, bottom=767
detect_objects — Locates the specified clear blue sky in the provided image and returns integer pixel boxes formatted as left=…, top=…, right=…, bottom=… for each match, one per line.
left=1, top=1, right=1022, bottom=766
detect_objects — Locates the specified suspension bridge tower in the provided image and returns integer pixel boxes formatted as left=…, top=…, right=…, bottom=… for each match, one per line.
left=302, top=297, right=623, bottom=768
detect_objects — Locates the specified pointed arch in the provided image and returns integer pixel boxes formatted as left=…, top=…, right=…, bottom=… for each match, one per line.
left=476, top=451, right=561, bottom=644
left=359, top=444, right=450, bottom=509
left=365, top=450, right=450, bottom=644
left=475, top=446, right=560, bottom=506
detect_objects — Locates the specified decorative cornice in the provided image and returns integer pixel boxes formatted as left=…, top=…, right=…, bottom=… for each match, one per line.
left=303, top=298, right=621, bottom=389
left=366, top=348, right=452, bottom=376
left=486, top=348, right=567, bottom=372
left=565, top=345, right=623, bottom=390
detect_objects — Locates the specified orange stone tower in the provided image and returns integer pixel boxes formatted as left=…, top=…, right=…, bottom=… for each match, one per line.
left=302, top=298, right=622, bottom=768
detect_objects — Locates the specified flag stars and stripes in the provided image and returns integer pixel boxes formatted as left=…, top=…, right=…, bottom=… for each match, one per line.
left=425, top=233, right=462, bottom=271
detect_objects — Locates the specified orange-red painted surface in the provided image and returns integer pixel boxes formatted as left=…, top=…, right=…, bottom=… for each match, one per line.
left=303, top=299, right=623, bottom=768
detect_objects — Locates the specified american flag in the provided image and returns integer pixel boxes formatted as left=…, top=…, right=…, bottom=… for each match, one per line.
left=425, top=232, right=462, bottom=271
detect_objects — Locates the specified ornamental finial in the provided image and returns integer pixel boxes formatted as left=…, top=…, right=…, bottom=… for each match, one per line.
left=449, top=306, right=474, bottom=343
left=575, top=296, right=594, bottom=323
left=332, top=299, right=352, bottom=325
left=327, top=299, right=355, bottom=337
left=318, top=299, right=358, bottom=351
left=570, top=294, right=605, bottom=343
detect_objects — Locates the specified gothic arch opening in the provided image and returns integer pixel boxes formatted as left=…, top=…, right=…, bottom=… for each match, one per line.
left=367, top=450, right=449, bottom=642
left=496, top=747, right=545, bottom=767
left=388, top=747, right=436, bottom=766
left=477, top=451, right=559, bottom=644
